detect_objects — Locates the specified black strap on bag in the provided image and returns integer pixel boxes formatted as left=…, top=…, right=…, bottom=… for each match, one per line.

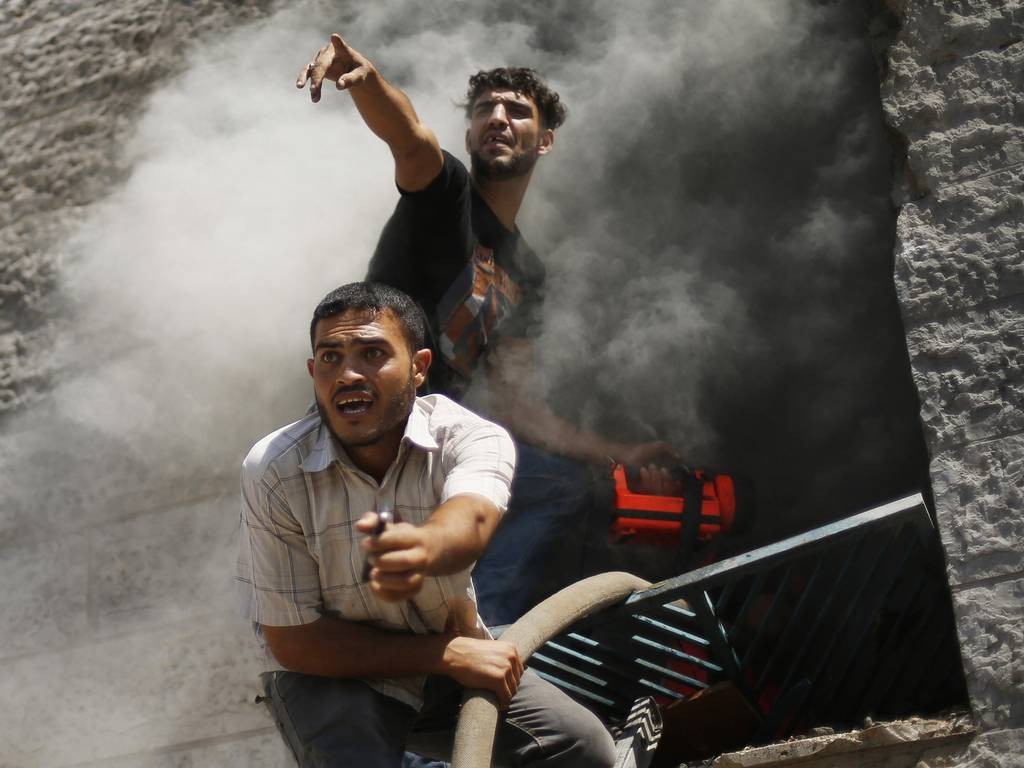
left=676, top=472, right=705, bottom=571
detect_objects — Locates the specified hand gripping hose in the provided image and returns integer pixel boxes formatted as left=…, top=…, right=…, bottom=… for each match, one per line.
left=451, top=572, right=651, bottom=768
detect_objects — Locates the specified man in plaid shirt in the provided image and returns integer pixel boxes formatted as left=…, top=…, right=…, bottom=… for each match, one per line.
left=236, top=282, right=615, bottom=766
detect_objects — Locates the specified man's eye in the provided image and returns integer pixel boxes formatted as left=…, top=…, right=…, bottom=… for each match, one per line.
left=321, top=351, right=338, bottom=363
left=365, top=348, right=385, bottom=360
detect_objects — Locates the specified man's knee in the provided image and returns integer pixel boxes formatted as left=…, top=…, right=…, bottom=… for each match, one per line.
left=262, top=671, right=414, bottom=768
left=547, top=700, right=617, bottom=767
left=498, top=671, right=617, bottom=767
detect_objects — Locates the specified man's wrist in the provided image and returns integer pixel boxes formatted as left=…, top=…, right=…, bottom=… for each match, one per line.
left=432, top=632, right=464, bottom=676
left=593, top=439, right=630, bottom=467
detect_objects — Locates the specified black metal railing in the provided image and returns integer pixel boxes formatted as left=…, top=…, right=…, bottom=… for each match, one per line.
left=526, top=493, right=965, bottom=744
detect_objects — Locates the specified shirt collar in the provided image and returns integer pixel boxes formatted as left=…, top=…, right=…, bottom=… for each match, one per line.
left=300, top=398, right=438, bottom=473
left=402, top=399, right=440, bottom=452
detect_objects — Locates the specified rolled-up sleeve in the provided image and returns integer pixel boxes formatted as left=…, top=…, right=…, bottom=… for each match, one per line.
left=440, top=422, right=516, bottom=513
left=235, top=455, right=323, bottom=627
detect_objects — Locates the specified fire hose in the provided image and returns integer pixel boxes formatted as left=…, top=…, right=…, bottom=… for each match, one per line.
left=451, top=571, right=652, bottom=768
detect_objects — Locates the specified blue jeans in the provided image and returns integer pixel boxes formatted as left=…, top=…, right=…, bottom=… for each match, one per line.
left=472, top=443, right=593, bottom=627
left=259, top=668, right=615, bottom=767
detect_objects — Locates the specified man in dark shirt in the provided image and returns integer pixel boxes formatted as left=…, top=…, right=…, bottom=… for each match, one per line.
left=299, top=35, right=679, bottom=627
left=368, top=147, right=546, bottom=401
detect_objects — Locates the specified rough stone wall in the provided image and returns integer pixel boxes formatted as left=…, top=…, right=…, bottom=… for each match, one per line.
left=0, top=0, right=273, bottom=412
left=0, top=3, right=288, bottom=766
left=882, top=0, right=1024, bottom=763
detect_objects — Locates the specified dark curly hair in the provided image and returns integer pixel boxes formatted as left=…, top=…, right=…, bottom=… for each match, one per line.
left=462, top=68, right=567, bottom=130
left=310, top=282, right=426, bottom=353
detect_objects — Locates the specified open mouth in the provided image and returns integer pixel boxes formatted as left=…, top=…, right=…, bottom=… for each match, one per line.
left=485, top=133, right=512, bottom=148
left=334, top=392, right=374, bottom=418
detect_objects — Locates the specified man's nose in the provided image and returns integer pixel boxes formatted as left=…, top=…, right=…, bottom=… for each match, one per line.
left=335, top=361, right=366, bottom=385
left=487, top=103, right=508, bottom=126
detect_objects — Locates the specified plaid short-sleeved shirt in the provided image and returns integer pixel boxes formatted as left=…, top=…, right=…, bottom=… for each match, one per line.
left=235, top=394, right=515, bottom=709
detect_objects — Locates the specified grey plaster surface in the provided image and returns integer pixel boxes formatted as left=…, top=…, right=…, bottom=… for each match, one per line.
left=895, top=164, right=1024, bottom=321
left=0, top=0, right=273, bottom=411
left=0, top=618, right=270, bottom=768
left=0, top=529, right=90, bottom=660
left=932, top=433, right=1024, bottom=586
left=951, top=577, right=1024, bottom=731
left=89, top=494, right=239, bottom=634
left=0, top=617, right=269, bottom=767
left=74, top=731, right=290, bottom=768
left=920, top=728, right=1024, bottom=768
left=704, top=714, right=976, bottom=768
left=905, top=298, right=1024, bottom=451
left=1, top=2, right=285, bottom=765
left=0, top=406, right=233, bottom=549
left=885, top=0, right=1024, bottom=741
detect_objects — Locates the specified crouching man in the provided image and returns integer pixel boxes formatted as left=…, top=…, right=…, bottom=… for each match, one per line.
left=235, top=282, right=615, bottom=767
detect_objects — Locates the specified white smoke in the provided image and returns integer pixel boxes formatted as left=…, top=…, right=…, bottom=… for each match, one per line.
left=45, top=0, right=901, bottom=482
left=2, top=0, right=926, bottom=763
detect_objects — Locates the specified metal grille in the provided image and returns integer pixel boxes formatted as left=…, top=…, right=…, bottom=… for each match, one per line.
left=526, top=493, right=965, bottom=738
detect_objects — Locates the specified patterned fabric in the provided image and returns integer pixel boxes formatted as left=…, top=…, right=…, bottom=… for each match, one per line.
left=436, top=242, right=525, bottom=379
left=235, top=394, right=515, bottom=709
left=367, top=151, right=545, bottom=400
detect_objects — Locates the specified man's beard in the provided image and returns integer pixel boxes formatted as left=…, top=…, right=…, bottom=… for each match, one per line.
left=470, top=144, right=540, bottom=181
left=315, top=374, right=417, bottom=448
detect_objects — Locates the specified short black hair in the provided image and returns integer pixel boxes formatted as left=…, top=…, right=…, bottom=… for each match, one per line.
left=462, top=67, right=567, bottom=130
left=310, top=282, right=427, bottom=353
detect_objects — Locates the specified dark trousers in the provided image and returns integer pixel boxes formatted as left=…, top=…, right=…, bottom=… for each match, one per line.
left=260, top=668, right=616, bottom=768
left=473, top=443, right=593, bottom=627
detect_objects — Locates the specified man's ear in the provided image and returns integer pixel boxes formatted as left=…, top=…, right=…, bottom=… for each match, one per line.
left=412, top=348, right=432, bottom=388
left=307, top=358, right=315, bottom=378
left=464, top=127, right=472, bottom=154
left=537, top=128, right=555, bottom=156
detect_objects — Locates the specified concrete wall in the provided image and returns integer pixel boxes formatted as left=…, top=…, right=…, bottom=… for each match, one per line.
left=883, top=0, right=1024, bottom=764
left=1, top=0, right=272, bottom=412
left=0, top=2, right=289, bottom=765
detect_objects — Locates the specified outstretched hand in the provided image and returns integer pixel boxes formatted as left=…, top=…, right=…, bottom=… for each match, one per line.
left=358, top=511, right=433, bottom=602
left=297, top=34, right=374, bottom=103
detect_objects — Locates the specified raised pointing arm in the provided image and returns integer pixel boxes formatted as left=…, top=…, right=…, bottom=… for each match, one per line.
left=297, top=34, right=444, bottom=192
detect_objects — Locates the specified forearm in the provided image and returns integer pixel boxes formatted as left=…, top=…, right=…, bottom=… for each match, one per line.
left=347, top=67, right=433, bottom=157
left=263, top=616, right=450, bottom=679
left=263, top=616, right=522, bottom=705
left=421, top=494, right=501, bottom=575
left=491, top=395, right=627, bottom=466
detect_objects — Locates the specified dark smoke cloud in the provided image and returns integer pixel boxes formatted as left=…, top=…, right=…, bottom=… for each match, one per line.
left=14, top=0, right=921, bottom=553
left=0, top=1, right=933, bottom=759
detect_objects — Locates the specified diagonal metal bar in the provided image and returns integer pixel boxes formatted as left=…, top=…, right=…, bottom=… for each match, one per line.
left=618, top=494, right=930, bottom=613
left=528, top=493, right=945, bottom=732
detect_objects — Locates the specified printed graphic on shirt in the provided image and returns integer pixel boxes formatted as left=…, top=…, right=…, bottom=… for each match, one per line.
left=436, top=243, right=523, bottom=377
